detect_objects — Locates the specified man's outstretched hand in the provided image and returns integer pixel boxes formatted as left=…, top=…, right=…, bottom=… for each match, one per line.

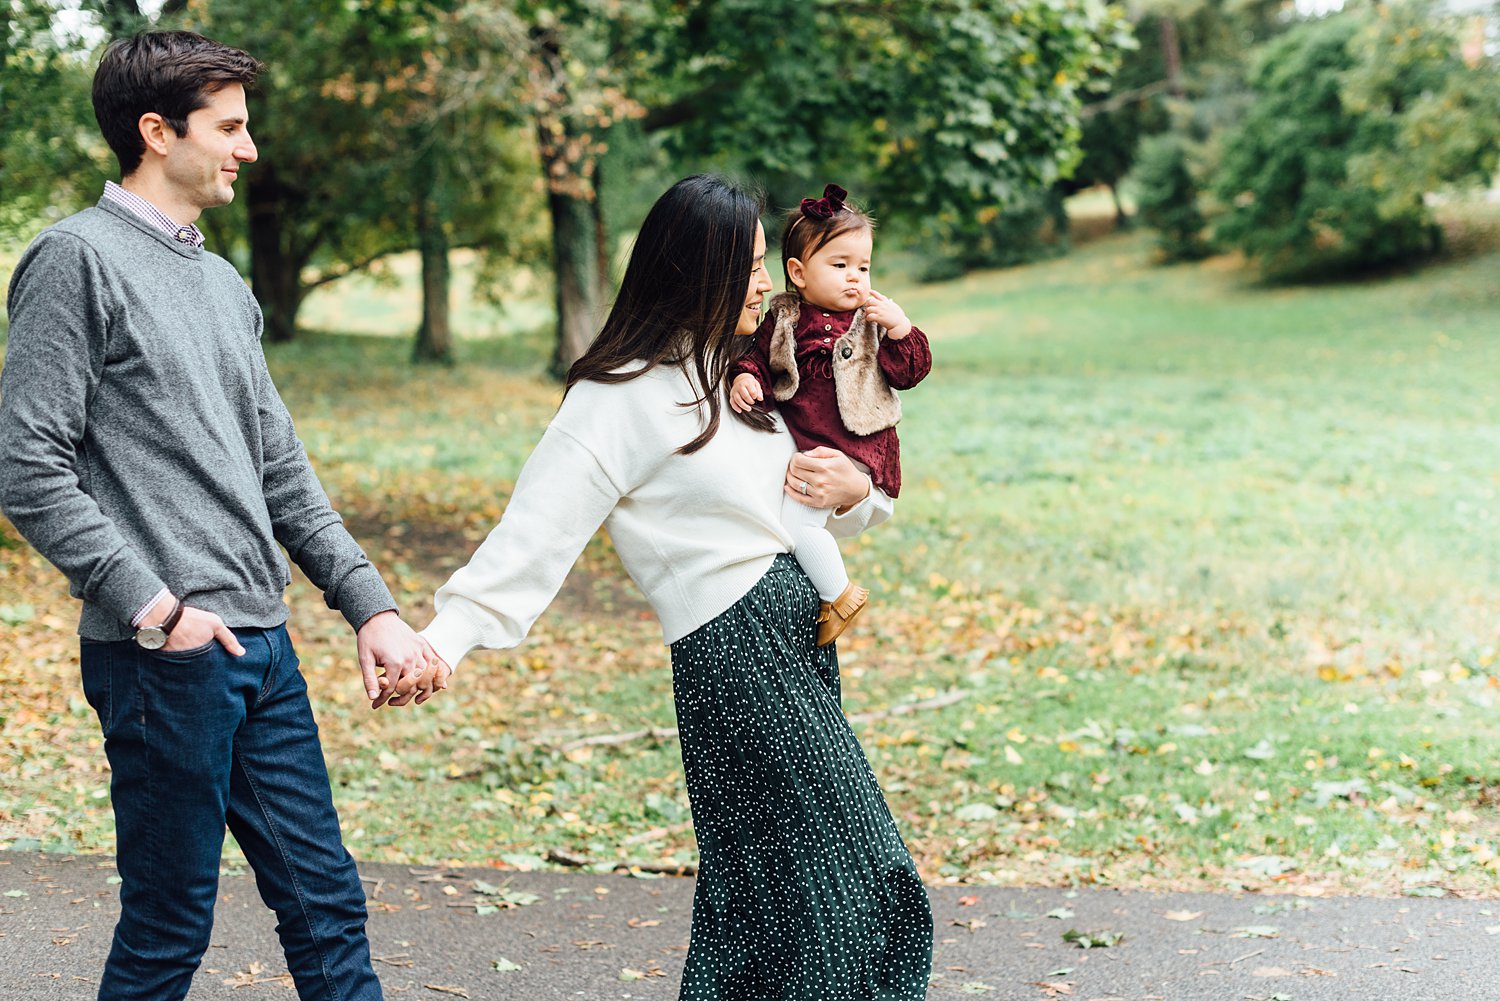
left=357, top=610, right=450, bottom=708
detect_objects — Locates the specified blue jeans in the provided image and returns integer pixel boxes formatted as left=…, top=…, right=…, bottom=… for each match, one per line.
left=80, top=625, right=381, bottom=1001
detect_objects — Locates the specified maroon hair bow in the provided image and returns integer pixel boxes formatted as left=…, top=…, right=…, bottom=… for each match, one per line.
left=799, top=184, right=848, bottom=220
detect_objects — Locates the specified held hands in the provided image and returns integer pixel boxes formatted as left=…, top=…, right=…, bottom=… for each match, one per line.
left=730, top=373, right=764, bottom=413
left=863, top=290, right=911, bottom=340
left=356, top=610, right=451, bottom=709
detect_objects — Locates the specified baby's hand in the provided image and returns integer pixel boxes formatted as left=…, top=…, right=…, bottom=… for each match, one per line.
left=730, top=373, right=765, bottom=413
left=864, top=290, right=912, bottom=339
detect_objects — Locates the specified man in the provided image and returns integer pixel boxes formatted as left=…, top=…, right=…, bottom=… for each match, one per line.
left=0, top=30, right=446, bottom=1001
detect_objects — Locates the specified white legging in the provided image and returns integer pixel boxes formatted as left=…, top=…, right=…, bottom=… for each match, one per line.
left=782, top=493, right=851, bottom=601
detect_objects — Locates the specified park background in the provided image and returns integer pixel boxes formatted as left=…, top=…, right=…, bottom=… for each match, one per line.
left=2, top=0, right=1499, bottom=901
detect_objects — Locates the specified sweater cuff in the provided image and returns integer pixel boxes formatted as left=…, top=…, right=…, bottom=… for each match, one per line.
left=92, top=550, right=171, bottom=632
left=828, top=480, right=893, bottom=539
left=329, top=564, right=399, bottom=632
left=420, top=602, right=488, bottom=675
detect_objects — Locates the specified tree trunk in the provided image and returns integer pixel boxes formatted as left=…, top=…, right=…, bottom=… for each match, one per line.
left=592, top=156, right=611, bottom=303
left=547, top=183, right=601, bottom=379
left=246, top=169, right=305, bottom=343
left=412, top=194, right=454, bottom=364
left=1160, top=18, right=1184, bottom=98
left=1109, top=183, right=1130, bottom=230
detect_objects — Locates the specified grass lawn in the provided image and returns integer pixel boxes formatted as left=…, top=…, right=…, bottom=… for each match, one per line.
left=3, top=212, right=1499, bottom=896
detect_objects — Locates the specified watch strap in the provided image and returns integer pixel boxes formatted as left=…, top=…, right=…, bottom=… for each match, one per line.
left=160, top=597, right=185, bottom=636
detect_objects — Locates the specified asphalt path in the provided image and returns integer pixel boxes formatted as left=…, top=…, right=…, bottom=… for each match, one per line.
left=3, top=851, right=1496, bottom=1000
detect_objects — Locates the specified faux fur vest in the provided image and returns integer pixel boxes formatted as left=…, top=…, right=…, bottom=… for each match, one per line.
left=764, top=292, right=902, bottom=436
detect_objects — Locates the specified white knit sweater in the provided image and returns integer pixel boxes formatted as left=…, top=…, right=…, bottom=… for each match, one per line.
left=421, top=363, right=892, bottom=670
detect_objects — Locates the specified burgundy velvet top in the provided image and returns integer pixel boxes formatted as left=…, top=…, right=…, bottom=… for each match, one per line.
left=734, top=301, right=932, bottom=498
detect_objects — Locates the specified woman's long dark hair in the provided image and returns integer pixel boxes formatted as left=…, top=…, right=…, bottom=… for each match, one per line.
left=565, top=174, right=775, bottom=454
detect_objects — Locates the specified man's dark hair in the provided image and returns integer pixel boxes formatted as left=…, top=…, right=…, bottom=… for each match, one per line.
left=92, top=30, right=262, bottom=176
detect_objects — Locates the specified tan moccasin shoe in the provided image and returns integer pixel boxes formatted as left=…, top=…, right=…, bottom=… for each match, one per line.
left=816, top=582, right=869, bottom=647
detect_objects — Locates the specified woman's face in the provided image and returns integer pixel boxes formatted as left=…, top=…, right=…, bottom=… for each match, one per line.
left=735, top=222, right=773, bottom=336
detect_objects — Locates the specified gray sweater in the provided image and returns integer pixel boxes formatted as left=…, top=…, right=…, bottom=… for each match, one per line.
left=0, top=198, right=396, bottom=641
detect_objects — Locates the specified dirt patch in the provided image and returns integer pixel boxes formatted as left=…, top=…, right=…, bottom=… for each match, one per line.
left=344, top=513, right=653, bottom=621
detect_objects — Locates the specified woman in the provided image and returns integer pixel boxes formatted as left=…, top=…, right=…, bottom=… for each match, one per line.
left=420, top=175, right=933, bottom=999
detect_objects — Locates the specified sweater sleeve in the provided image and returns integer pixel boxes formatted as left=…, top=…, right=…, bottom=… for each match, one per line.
left=249, top=300, right=397, bottom=631
left=826, top=480, right=893, bottom=539
left=421, top=425, right=622, bottom=671
left=877, top=325, right=932, bottom=390
left=0, top=232, right=168, bottom=626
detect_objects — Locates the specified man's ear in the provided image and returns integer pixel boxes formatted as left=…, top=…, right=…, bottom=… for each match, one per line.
left=137, top=112, right=172, bottom=158
left=786, top=257, right=807, bottom=290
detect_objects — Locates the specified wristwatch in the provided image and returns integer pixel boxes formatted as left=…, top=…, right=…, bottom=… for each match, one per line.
left=134, top=597, right=185, bottom=650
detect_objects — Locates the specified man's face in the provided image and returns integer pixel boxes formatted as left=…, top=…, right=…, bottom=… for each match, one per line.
left=161, top=83, right=257, bottom=213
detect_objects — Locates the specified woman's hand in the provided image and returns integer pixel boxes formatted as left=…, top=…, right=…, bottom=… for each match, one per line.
left=786, top=446, right=872, bottom=513
left=730, top=373, right=764, bottom=413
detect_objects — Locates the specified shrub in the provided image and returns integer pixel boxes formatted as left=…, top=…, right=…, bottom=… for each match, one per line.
left=1132, top=134, right=1210, bottom=261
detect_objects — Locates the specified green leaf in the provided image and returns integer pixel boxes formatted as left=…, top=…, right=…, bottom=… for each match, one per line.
left=1405, top=886, right=1446, bottom=898
left=1062, top=928, right=1124, bottom=948
left=493, top=957, right=522, bottom=972
left=0, top=604, right=35, bottom=626
left=1234, top=925, right=1281, bottom=938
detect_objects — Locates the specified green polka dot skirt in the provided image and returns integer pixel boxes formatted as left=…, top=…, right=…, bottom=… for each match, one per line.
left=669, top=554, right=933, bottom=999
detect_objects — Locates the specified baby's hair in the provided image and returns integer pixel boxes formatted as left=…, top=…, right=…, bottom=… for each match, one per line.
left=780, top=184, right=875, bottom=291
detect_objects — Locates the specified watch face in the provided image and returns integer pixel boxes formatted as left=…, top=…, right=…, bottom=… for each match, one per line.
left=136, top=626, right=168, bottom=650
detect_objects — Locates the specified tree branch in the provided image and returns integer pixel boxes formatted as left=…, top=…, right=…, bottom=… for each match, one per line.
left=1080, top=79, right=1176, bottom=119
left=302, top=247, right=405, bottom=290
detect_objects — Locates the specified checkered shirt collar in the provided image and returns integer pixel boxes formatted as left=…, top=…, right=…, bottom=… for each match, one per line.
left=102, top=181, right=206, bottom=249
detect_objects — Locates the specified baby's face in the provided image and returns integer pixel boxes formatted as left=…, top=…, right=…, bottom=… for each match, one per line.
left=790, top=227, right=873, bottom=312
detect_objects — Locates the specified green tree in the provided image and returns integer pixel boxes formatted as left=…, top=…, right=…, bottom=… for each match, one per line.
left=459, top=0, right=1133, bottom=373
left=1342, top=0, right=1500, bottom=220
left=0, top=1, right=109, bottom=241
left=127, top=0, right=542, bottom=354
left=1133, top=132, right=1208, bottom=260
left=1214, top=5, right=1499, bottom=279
